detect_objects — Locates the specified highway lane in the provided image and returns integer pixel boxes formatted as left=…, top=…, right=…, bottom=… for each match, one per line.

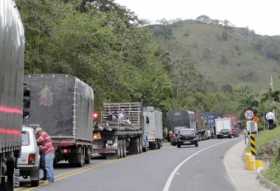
left=17, top=138, right=239, bottom=191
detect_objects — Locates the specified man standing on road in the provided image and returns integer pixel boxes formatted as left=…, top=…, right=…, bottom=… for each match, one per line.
left=35, top=127, right=55, bottom=183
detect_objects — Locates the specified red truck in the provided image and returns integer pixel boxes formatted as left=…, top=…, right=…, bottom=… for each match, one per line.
left=0, top=0, right=25, bottom=190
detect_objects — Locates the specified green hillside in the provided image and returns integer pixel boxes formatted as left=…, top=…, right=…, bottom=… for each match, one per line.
left=149, top=17, right=280, bottom=91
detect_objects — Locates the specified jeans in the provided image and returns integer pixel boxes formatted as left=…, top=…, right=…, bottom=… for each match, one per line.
left=45, top=152, right=55, bottom=183
left=40, top=154, right=47, bottom=180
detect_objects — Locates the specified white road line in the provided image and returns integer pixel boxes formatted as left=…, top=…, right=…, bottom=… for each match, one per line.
left=162, top=140, right=234, bottom=191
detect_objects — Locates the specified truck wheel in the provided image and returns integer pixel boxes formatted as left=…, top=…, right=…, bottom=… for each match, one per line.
left=85, top=148, right=91, bottom=164
left=0, top=177, right=13, bottom=191
left=128, top=138, right=138, bottom=154
left=122, top=140, right=127, bottom=158
left=5, top=158, right=15, bottom=191
left=177, top=144, right=181, bottom=148
left=76, top=148, right=85, bottom=167
left=195, top=141, right=199, bottom=147
left=139, top=138, right=143, bottom=153
left=120, top=140, right=124, bottom=158
left=0, top=177, right=8, bottom=191
left=117, top=141, right=122, bottom=159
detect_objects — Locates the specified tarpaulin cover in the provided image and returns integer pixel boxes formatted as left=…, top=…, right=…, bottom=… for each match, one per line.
left=24, top=74, right=94, bottom=142
left=0, top=0, right=25, bottom=152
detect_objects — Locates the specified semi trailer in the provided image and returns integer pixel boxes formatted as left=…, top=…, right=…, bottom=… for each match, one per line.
left=93, top=102, right=144, bottom=158
left=0, top=0, right=25, bottom=190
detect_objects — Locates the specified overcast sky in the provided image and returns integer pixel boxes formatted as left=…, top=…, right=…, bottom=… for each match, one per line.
left=114, top=0, right=280, bottom=36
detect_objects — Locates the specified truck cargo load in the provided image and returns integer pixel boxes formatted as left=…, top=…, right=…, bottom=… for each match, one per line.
left=0, top=0, right=25, bottom=189
left=24, top=74, right=94, bottom=166
left=143, top=107, right=163, bottom=150
left=93, top=102, right=144, bottom=158
left=195, top=112, right=211, bottom=140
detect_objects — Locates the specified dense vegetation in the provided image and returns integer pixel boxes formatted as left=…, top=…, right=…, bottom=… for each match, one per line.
left=17, top=1, right=279, bottom=116
left=17, top=0, right=172, bottom=110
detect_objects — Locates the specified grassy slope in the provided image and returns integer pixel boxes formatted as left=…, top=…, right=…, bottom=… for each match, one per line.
left=257, top=128, right=280, bottom=151
left=255, top=128, right=280, bottom=185
left=150, top=20, right=280, bottom=90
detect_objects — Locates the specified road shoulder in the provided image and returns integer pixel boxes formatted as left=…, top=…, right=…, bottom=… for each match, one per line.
left=224, top=141, right=268, bottom=191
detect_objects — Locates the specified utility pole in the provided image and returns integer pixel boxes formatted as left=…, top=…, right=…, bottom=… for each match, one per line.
left=270, top=75, right=276, bottom=123
left=270, top=75, right=274, bottom=91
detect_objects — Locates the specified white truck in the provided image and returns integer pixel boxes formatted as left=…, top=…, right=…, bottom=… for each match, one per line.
left=215, top=118, right=233, bottom=138
left=143, top=107, right=163, bottom=150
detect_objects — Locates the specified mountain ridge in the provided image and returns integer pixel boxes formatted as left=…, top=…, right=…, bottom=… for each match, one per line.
left=148, top=16, right=280, bottom=91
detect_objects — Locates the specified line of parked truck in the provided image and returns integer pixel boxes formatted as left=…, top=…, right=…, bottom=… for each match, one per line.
left=166, top=111, right=241, bottom=147
left=0, top=1, right=240, bottom=190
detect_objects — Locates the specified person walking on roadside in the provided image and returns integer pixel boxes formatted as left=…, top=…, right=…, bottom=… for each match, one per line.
left=35, top=127, right=55, bottom=183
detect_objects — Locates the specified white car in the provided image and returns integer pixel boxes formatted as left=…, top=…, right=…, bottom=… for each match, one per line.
left=17, top=126, right=40, bottom=187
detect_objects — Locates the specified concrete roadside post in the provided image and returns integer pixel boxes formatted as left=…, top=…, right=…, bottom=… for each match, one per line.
left=250, top=133, right=257, bottom=156
left=244, top=109, right=257, bottom=170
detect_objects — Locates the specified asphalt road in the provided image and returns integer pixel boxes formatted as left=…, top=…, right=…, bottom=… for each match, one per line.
left=16, top=138, right=240, bottom=191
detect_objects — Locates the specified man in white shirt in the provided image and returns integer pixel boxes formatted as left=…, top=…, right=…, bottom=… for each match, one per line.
left=266, top=111, right=276, bottom=129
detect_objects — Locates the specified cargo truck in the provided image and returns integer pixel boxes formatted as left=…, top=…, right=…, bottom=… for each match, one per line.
left=195, top=112, right=211, bottom=140
left=143, top=107, right=163, bottom=150
left=215, top=118, right=233, bottom=138
left=24, top=74, right=94, bottom=167
left=92, top=102, right=143, bottom=158
left=0, top=0, right=25, bottom=190
left=202, top=112, right=221, bottom=138
left=166, top=111, right=197, bottom=145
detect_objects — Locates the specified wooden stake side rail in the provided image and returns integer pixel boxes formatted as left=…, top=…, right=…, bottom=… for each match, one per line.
left=101, top=102, right=143, bottom=131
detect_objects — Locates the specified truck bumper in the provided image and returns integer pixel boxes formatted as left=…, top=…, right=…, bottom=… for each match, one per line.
left=177, top=137, right=197, bottom=145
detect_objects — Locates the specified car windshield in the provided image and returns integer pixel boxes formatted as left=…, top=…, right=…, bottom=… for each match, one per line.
left=21, top=131, right=30, bottom=146
left=179, top=129, right=194, bottom=134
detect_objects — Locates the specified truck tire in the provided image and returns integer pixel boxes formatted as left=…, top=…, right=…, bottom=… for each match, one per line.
left=4, top=157, right=15, bottom=191
left=117, top=140, right=122, bottom=159
left=129, top=138, right=138, bottom=154
left=177, top=144, right=181, bottom=148
left=195, top=141, right=199, bottom=147
left=76, top=147, right=85, bottom=167
left=138, top=138, right=143, bottom=153
left=123, top=140, right=127, bottom=157
left=85, top=148, right=91, bottom=164
left=119, top=140, right=124, bottom=158
left=1, top=176, right=13, bottom=191
left=0, top=177, right=9, bottom=191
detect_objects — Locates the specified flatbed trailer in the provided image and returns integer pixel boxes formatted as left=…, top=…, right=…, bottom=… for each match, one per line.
left=93, top=102, right=144, bottom=158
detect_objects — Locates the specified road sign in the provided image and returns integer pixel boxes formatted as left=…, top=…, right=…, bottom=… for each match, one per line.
left=244, top=110, right=254, bottom=120
left=246, top=120, right=258, bottom=133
